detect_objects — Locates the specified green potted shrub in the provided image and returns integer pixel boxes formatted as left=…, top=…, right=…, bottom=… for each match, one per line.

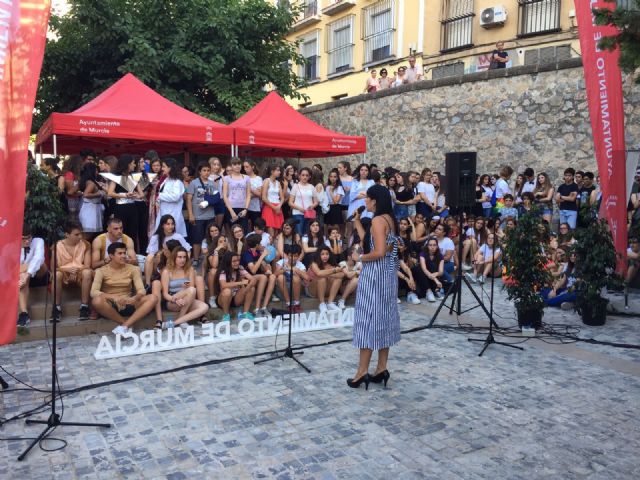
left=24, top=163, right=65, bottom=241
left=571, top=214, right=621, bottom=326
left=502, top=207, right=551, bottom=329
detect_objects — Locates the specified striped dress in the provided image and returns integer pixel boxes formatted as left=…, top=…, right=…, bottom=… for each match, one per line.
left=352, top=220, right=401, bottom=350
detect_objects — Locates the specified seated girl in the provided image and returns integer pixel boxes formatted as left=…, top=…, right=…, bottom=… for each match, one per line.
left=241, top=234, right=277, bottom=317
left=417, top=237, right=444, bottom=302
left=327, top=227, right=346, bottom=263
left=274, top=244, right=308, bottom=313
left=335, top=246, right=360, bottom=309
left=160, top=247, right=209, bottom=328
left=276, top=218, right=303, bottom=262
left=302, top=219, right=328, bottom=267
left=397, top=240, right=421, bottom=305
left=411, top=213, right=428, bottom=245
left=307, top=246, right=344, bottom=313
left=151, top=239, right=182, bottom=329
left=541, top=252, right=577, bottom=309
left=205, top=235, right=229, bottom=308
left=229, top=223, right=245, bottom=256
left=465, top=232, right=501, bottom=284
left=201, top=222, right=221, bottom=258
left=215, top=251, right=257, bottom=322
left=145, top=214, right=191, bottom=286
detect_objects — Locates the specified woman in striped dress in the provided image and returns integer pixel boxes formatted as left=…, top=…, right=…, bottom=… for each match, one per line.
left=349, top=184, right=400, bottom=390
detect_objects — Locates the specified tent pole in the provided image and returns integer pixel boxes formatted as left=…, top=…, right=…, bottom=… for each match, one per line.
left=53, top=134, right=57, bottom=158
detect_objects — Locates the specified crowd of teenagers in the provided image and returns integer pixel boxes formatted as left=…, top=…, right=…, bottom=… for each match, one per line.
left=19, top=150, right=640, bottom=334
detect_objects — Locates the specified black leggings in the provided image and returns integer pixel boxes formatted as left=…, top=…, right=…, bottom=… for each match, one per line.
left=412, top=265, right=440, bottom=298
left=113, top=203, right=139, bottom=251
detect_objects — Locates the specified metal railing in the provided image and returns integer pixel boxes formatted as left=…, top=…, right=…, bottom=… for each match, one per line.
left=302, top=0, right=318, bottom=19
left=300, top=55, right=319, bottom=80
left=362, top=0, right=395, bottom=64
left=328, top=45, right=354, bottom=73
left=441, top=13, right=474, bottom=52
left=518, top=0, right=561, bottom=37
left=327, top=15, right=354, bottom=73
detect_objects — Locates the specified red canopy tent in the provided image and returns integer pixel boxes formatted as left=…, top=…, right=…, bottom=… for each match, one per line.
left=231, top=91, right=366, bottom=158
left=35, top=73, right=233, bottom=156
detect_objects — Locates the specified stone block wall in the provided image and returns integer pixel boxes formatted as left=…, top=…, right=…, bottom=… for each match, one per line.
left=301, top=59, right=640, bottom=182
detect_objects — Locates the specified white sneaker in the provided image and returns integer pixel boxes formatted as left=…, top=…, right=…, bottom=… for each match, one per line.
left=337, top=298, right=346, bottom=309
left=397, top=298, right=401, bottom=304
left=319, top=302, right=327, bottom=313
left=271, top=294, right=279, bottom=302
left=465, top=272, right=477, bottom=284
left=426, top=290, right=436, bottom=302
left=477, top=275, right=485, bottom=284
left=327, top=302, right=341, bottom=311
left=407, top=292, right=421, bottom=305
left=208, top=296, right=217, bottom=308
left=112, top=325, right=129, bottom=336
left=462, top=263, right=473, bottom=271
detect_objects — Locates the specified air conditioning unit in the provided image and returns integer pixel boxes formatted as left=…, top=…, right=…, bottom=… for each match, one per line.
left=480, top=6, right=507, bottom=28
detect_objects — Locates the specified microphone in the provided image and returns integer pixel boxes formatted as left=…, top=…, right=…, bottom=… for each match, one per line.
left=347, top=206, right=366, bottom=222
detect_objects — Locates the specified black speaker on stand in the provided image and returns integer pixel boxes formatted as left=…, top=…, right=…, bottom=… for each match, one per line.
left=429, top=152, right=498, bottom=327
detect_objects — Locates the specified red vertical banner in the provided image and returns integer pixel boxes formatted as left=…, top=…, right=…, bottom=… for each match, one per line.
left=0, top=1, right=51, bottom=345
left=575, top=1, right=628, bottom=272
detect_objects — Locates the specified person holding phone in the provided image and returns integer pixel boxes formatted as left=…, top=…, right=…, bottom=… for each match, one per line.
left=160, top=246, right=209, bottom=328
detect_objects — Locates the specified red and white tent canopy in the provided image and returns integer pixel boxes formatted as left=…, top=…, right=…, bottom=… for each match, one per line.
left=231, top=92, right=366, bottom=158
left=35, top=73, right=233, bottom=156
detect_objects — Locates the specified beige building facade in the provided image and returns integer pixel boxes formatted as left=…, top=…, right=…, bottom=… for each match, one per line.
left=282, top=0, right=580, bottom=107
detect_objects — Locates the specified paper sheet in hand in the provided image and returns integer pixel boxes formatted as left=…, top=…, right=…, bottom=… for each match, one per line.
left=100, top=173, right=156, bottom=193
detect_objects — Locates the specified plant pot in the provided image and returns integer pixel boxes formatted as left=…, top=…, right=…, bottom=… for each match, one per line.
left=579, top=297, right=608, bottom=326
left=517, top=308, right=543, bottom=329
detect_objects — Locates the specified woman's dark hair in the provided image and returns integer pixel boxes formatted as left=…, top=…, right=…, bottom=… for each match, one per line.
left=326, top=167, right=343, bottom=188
left=79, top=162, right=98, bottom=191
left=298, top=167, right=312, bottom=181
left=157, top=239, right=182, bottom=272
left=242, top=160, right=258, bottom=175
left=354, top=163, right=370, bottom=181
left=423, top=236, right=443, bottom=263
left=44, top=157, right=61, bottom=173
left=313, top=246, right=336, bottom=268
left=155, top=214, right=176, bottom=248
left=162, top=158, right=181, bottom=180
left=338, top=161, right=352, bottom=175
left=311, top=169, right=324, bottom=186
left=204, top=221, right=219, bottom=247
left=398, top=217, right=412, bottom=243
left=282, top=218, right=298, bottom=239
left=521, top=191, right=535, bottom=203
left=214, top=251, right=241, bottom=293
left=264, top=164, right=284, bottom=188
left=306, top=220, right=325, bottom=248
left=114, top=154, right=135, bottom=176
left=63, top=154, right=83, bottom=176
left=351, top=217, right=371, bottom=247
left=245, top=233, right=262, bottom=250
left=182, top=164, right=195, bottom=179
left=196, top=161, right=210, bottom=174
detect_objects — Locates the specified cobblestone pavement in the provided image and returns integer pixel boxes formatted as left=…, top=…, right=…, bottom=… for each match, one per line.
left=1, top=285, right=639, bottom=479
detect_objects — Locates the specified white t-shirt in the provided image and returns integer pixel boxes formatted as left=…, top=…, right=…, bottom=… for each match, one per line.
left=481, top=185, right=494, bottom=209
left=302, top=235, right=331, bottom=248
left=276, top=258, right=306, bottom=271
left=495, top=178, right=511, bottom=201
left=147, top=232, right=192, bottom=255
left=521, top=180, right=536, bottom=194
left=437, top=237, right=455, bottom=260
left=291, top=183, right=316, bottom=216
left=417, top=182, right=436, bottom=204
left=479, top=244, right=500, bottom=260
left=246, top=231, right=271, bottom=248
left=325, top=185, right=345, bottom=205
left=248, top=175, right=263, bottom=212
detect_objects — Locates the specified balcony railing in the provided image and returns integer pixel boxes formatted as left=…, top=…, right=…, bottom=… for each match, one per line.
left=328, top=45, right=354, bottom=74
left=291, top=1, right=321, bottom=32
left=364, top=30, right=393, bottom=64
left=518, top=0, right=561, bottom=37
left=441, top=13, right=474, bottom=52
left=322, top=0, right=357, bottom=16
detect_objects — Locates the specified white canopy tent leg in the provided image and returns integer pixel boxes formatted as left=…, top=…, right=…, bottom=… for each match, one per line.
left=53, top=134, right=57, bottom=158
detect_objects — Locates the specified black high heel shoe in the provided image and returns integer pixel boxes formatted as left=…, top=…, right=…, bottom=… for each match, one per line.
left=370, top=370, right=390, bottom=387
left=347, top=373, right=371, bottom=390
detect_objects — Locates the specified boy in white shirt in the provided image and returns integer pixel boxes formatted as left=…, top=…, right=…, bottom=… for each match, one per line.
left=274, top=244, right=308, bottom=313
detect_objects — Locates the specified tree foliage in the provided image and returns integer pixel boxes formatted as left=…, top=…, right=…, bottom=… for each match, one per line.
left=34, top=0, right=307, bottom=131
left=593, top=0, right=640, bottom=83
left=25, top=165, right=66, bottom=241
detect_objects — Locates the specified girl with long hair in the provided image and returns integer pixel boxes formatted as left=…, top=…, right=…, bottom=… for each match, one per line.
left=348, top=164, right=374, bottom=221
left=513, top=174, right=525, bottom=205
left=349, top=184, right=400, bottom=390
left=145, top=214, right=191, bottom=286
left=160, top=246, right=209, bottom=328
left=465, top=232, right=502, bottom=284
left=243, top=160, right=263, bottom=227
left=215, top=251, right=257, bottom=322
left=201, top=222, right=221, bottom=257
left=78, top=162, right=103, bottom=239
left=393, top=172, right=413, bottom=220
left=261, top=163, right=286, bottom=236
left=207, top=156, right=226, bottom=228
left=324, top=168, right=345, bottom=234
left=205, top=234, right=229, bottom=308
left=416, top=168, right=436, bottom=218
left=461, top=216, right=487, bottom=271
left=533, top=172, right=555, bottom=224
left=302, top=219, right=327, bottom=267
left=308, top=246, right=344, bottom=313
left=241, top=233, right=276, bottom=317
left=288, top=167, right=318, bottom=236
left=147, top=157, right=166, bottom=239
left=222, top=157, right=250, bottom=233
left=479, top=174, right=494, bottom=218
left=276, top=218, right=303, bottom=261
left=337, top=161, right=353, bottom=233
left=230, top=223, right=245, bottom=256
left=61, top=154, right=84, bottom=222
left=417, top=237, right=444, bottom=302
left=107, top=154, right=145, bottom=248
left=155, top=158, right=187, bottom=236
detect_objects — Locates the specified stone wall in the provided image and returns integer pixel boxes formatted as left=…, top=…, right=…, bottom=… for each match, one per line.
left=301, top=58, right=640, bottom=182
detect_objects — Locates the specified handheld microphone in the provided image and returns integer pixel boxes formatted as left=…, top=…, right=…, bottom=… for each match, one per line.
left=347, top=206, right=366, bottom=222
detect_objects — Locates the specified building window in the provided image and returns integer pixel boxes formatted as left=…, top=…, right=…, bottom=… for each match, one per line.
left=362, top=0, right=395, bottom=64
left=518, top=0, right=561, bottom=37
left=327, top=15, right=355, bottom=74
left=441, top=0, right=474, bottom=52
left=299, top=31, right=320, bottom=81
left=302, top=0, right=318, bottom=19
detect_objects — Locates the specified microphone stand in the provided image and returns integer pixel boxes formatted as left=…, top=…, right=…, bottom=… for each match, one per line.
left=19, top=241, right=111, bottom=461
left=468, top=215, right=523, bottom=356
left=255, top=245, right=310, bottom=373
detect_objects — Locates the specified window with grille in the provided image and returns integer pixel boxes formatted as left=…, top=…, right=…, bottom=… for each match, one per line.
left=326, top=15, right=355, bottom=74
left=362, top=0, right=395, bottom=64
left=441, top=0, right=474, bottom=52
left=299, top=31, right=320, bottom=81
left=518, top=0, right=561, bottom=37
left=302, top=0, right=318, bottom=19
